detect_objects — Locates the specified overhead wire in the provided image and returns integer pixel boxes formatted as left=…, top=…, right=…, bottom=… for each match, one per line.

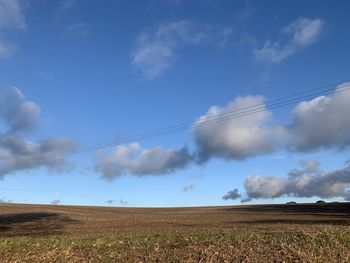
left=0, top=80, right=349, bottom=171
left=72, top=80, right=350, bottom=154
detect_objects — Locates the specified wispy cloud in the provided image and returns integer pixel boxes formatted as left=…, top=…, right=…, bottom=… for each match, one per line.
left=0, top=40, right=14, bottom=58
left=59, top=0, right=77, bottom=11
left=131, top=20, right=233, bottom=79
left=182, top=183, right=195, bottom=192
left=0, top=0, right=25, bottom=30
left=37, top=71, right=55, bottom=80
left=66, top=22, right=88, bottom=37
left=254, top=17, right=325, bottom=63
left=0, top=0, right=25, bottom=58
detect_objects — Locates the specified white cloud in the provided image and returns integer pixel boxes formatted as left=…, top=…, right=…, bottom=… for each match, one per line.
left=233, top=159, right=350, bottom=202
left=288, top=82, right=350, bottom=151
left=131, top=20, right=232, bottom=79
left=89, top=81, right=350, bottom=181
left=193, top=95, right=284, bottom=163
left=199, top=81, right=350, bottom=202
left=94, top=143, right=193, bottom=179
left=194, top=82, right=350, bottom=163
left=255, top=17, right=325, bottom=63
left=243, top=175, right=288, bottom=201
left=282, top=17, right=325, bottom=46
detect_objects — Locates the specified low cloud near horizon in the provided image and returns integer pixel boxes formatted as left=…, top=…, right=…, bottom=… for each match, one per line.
left=2, top=82, right=349, bottom=204
left=51, top=199, right=60, bottom=205
left=0, top=197, right=12, bottom=203
left=2, top=82, right=349, bottom=203
left=223, top=159, right=350, bottom=202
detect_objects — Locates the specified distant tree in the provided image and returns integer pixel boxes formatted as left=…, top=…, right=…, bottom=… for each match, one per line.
left=286, top=201, right=296, bottom=205
left=316, top=200, right=326, bottom=204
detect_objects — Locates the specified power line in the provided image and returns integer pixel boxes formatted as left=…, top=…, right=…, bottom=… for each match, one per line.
left=72, top=80, right=350, bottom=154
left=0, top=81, right=349, bottom=170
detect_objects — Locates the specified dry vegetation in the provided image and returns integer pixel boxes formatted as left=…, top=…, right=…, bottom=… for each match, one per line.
left=0, top=202, right=349, bottom=262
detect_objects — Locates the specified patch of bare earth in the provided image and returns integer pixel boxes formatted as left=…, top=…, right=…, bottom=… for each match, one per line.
left=0, top=203, right=349, bottom=262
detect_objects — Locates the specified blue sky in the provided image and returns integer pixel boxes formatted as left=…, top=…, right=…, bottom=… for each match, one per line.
left=0, top=0, right=350, bottom=206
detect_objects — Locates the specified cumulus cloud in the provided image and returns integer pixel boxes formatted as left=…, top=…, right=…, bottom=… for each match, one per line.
left=0, top=87, right=75, bottom=179
left=255, top=17, right=325, bottom=63
left=0, top=0, right=25, bottom=58
left=0, top=87, right=40, bottom=132
left=243, top=175, right=288, bottom=202
left=193, top=95, right=284, bottom=163
left=94, top=143, right=193, bottom=179
left=131, top=20, right=232, bottom=79
left=182, top=183, right=195, bottom=192
left=232, top=159, right=350, bottom=202
left=88, top=81, right=350, bottom=181
left=194, top=82, right=350, bottom=163
left=287, top=83, right=350, bottom=151
left=222, top=188, right=241, bottom=200
left=0, top=134, right=75, bottom=177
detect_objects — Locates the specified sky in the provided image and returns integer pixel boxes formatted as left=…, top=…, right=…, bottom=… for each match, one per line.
left=0, top=0, right=350, bottom=207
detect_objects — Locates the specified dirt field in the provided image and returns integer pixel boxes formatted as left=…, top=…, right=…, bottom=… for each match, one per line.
left=0, top=202, right=349, bottom=262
